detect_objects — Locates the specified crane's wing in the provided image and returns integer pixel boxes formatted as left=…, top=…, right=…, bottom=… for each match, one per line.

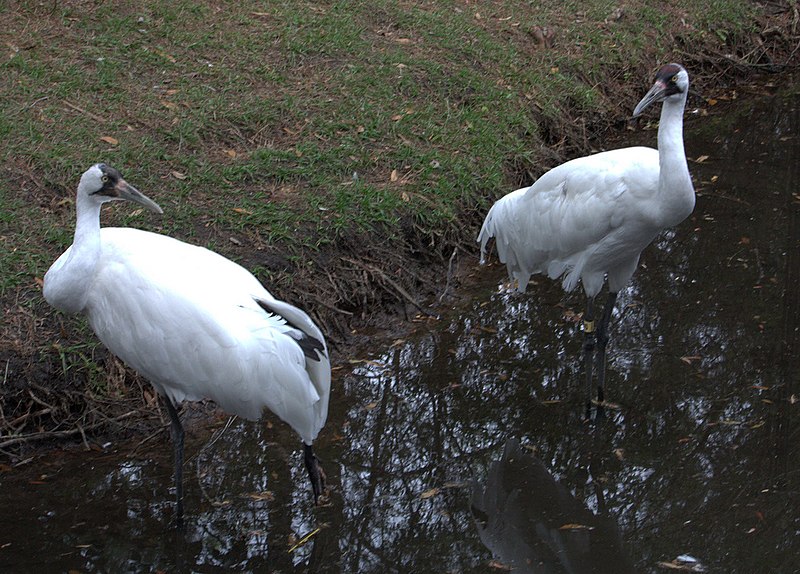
left=478, top=147, right=659, bottom=294
left=86, top=228, right=330, bottom=443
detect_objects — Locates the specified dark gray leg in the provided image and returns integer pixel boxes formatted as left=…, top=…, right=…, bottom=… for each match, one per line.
left=303, top=443, right=326, bottom=504
left=162, top=396, right=185, bottom=526
left=583, top=297, right=596, bottom=418
left=594, top=291, right=618, bottom=405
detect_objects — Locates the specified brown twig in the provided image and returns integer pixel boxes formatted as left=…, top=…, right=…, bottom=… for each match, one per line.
left=63, top=100, right=107, bottom=123
left=0, top=411, right=139, bottom=449
left=341, top=257, right=435, bottom=316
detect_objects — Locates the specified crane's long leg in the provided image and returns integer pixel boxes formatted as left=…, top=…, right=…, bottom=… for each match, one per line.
left=594, top=291, right=618, bottom=406
left=303, top=443, right=327, bottom=504
left=162, top=396, right=185, bottom=525
left=583, top=297, right=597, bottom=419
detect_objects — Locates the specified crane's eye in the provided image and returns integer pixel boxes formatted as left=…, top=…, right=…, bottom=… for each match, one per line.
left=101, top=175, right=109, bottom=183
left=670, top=75, right=678, bottom=83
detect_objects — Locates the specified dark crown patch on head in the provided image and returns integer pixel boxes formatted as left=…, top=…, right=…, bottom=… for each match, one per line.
left=655, top=63, right=684, bottom=95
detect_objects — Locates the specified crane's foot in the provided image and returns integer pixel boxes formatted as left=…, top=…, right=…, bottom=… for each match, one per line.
left=304, top=443, right=329, bottom=506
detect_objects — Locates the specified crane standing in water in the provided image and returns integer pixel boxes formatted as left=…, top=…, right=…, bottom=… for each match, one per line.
left=478, top=63, right=696, bottom=413
left=43, top=164, right=331, bottom=523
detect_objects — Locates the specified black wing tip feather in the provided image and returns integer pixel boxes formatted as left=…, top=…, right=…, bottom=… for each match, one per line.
left=256, top=300, right=326, bottom=361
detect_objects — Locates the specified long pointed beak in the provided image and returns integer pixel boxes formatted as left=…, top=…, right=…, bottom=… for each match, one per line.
left=115, top=179, right=163, bottom=214
left=632, top=80, right=668, bottom=117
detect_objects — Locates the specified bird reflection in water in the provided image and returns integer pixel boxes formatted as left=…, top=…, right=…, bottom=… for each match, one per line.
left=471, top=439, right=634, bottom=574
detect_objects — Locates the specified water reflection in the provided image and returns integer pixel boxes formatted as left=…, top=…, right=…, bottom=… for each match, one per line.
left=471, top=438, right=635, bottom=573
left=1, top=88, right=799, bottom=573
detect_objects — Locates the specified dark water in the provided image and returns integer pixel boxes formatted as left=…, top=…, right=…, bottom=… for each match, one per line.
left=2, top=86, right=799, bottom=573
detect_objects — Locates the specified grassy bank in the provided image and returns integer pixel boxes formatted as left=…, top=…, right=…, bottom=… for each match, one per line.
left=1, top=0, right=797, bottom=451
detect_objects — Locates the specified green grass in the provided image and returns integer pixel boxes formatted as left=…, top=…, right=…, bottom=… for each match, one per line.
left=0, top=0, right=769, bottom=375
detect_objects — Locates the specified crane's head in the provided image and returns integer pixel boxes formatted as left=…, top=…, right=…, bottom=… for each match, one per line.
left=632, top=63, right=689, bottom=118
left=78, top=163, right=163, bottom=214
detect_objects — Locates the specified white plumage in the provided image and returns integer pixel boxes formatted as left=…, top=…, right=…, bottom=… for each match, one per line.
left=44, top=164, right=330, bottom=521
left=478, top=63, right=696, bottom=410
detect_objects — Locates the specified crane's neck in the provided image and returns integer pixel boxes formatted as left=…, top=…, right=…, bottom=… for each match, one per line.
left=73, top=194, right=103, bottom=253
left=657, top=94, right=687, bottom=165
left=43, top=192, right=103, bottom=314
left=655, top=93, right=694, bottom=225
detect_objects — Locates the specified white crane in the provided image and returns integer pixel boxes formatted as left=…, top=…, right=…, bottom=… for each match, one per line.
left=43, top=164, right=331, bottom=523
left=478, top=63, right=695, bottom=413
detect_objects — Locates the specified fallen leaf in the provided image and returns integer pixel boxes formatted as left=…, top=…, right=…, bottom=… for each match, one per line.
left=391, top=114, right=404, bottom=121
left=695, top=154, right=709, bottom=163
left=247, top=491, right=274, bottom=501
left=559, top=523, right=594, bottom=530
left=420, top=487, right=439, bottom=499
left=232, top=207, right=252, bottom=215
left=100, top=135, right=118, bottom=145
left=390, top=169, right=399, bottom=182
left=170, top=170, right=187, bottom=180
left=364, top=402, right=378, bottom=410
left=487, top=560, right=512, bottom=571
left=224, top=149, right=237, bottom=158
left=153, top=48, right=176, bottom=63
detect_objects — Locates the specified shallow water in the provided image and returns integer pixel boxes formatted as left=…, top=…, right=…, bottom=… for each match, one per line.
left=1, top=85, right=799, bottom=573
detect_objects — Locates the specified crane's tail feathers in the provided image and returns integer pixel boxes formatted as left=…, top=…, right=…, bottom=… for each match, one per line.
left=255, top=297, right=331, bottom=443
left=256, top=299, right=327, bottom=362
left=477, top=212, right=496, bottom=265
